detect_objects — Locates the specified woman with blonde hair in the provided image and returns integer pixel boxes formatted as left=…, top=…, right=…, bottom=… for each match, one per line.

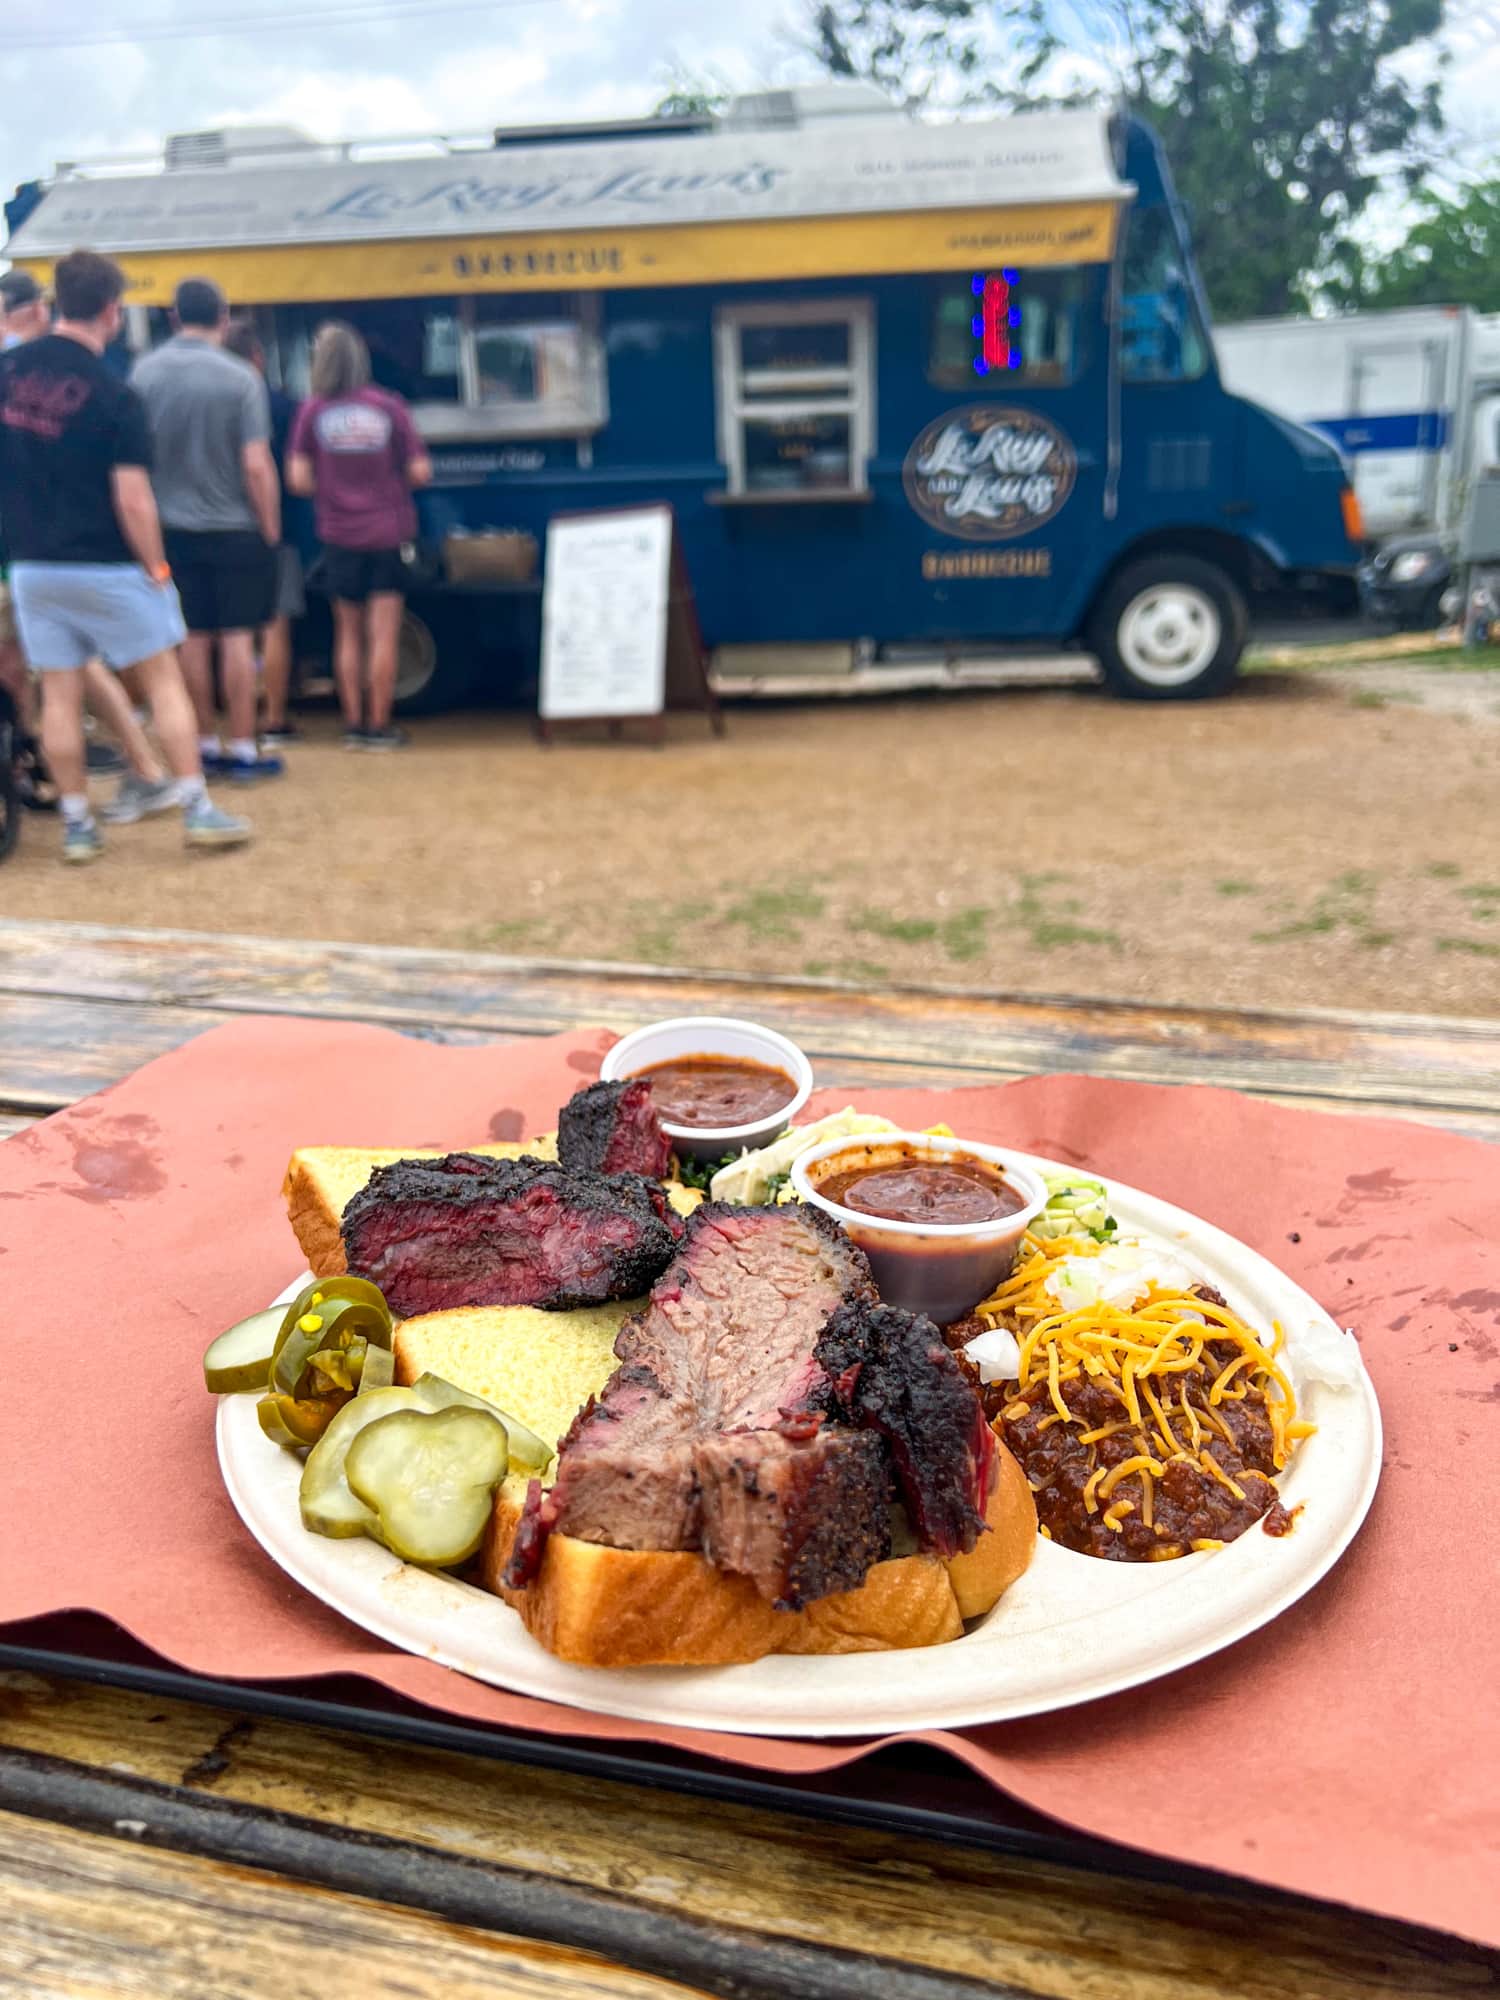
left=287, top=321, right=430, bottom=749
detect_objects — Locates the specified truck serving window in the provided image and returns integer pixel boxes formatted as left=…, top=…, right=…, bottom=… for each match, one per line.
left=713, top=299, right=874, bottom=497
left=1120, top=209, right=1209, bottom=384
left=264, top=296, right=606, bottom=439
left=927, top=269, right=1089, bottom=388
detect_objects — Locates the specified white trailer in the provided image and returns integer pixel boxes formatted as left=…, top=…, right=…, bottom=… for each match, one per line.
left=1213, top=305, right=1500, bottom=542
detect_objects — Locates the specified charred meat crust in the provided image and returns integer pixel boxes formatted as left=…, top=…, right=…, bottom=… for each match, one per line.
left=815, top=1301, right=994, bottom=1559
left=558, top=1078, right=675, bottom=1181
left=341, top=1151, right=680, bottom=1317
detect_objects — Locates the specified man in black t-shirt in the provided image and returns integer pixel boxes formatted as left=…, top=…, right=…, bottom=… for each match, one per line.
left=0, top=250, right=250, bottom=862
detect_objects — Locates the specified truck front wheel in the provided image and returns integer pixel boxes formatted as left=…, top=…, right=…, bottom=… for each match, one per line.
left=1088, top=556, right=1247, bottom=700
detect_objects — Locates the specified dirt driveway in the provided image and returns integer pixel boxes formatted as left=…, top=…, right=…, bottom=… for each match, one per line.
left=7, top=661, right=1500, bottom=1017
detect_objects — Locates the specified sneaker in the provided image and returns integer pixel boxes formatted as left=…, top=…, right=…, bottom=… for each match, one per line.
left=225, top=751, right=285, bottom=783
left=99, top=773, right=179, bottom=825
left=361, top=725, right=409, bottom=752
left=199, top=749, right=231, bottom=777
left=342, top=726, right=368, bottom=750
left=260, top=722, right=303, bottom=747
left=183, top=797, right=252, bottom=849
left=62, top=819, right=103, bottom=864
left=84, top=740, right=126, bottom=776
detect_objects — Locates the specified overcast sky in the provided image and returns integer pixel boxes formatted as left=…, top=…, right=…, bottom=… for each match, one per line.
left=3, top=0, right=1498, bottom=222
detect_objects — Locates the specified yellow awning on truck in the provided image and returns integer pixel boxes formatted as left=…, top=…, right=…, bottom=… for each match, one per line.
left=10, top=202, right=1120, bottom=306
left=7, top=107, right=1129, bottom=304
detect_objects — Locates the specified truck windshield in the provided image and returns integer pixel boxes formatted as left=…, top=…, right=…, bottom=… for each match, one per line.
left=1121, top=208, right=1209, bottom=384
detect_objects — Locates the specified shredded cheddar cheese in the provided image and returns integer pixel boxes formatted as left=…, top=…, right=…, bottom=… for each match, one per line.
left=976, top=1228, right=1314, bottom=1559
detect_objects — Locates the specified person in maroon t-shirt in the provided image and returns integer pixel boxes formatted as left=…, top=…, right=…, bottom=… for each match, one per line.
left=287, top=323, right=430, bottom=750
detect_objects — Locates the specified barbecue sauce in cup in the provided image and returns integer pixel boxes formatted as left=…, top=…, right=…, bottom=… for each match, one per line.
left=639, top=1054, right=796, bottom=1131
left=817, top=1152, right=1025, bottom=1227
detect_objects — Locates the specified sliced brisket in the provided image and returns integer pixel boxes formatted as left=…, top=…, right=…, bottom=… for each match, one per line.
left=815, top=1301, right=995, bottom=1558
left=558, top=1079, right=675, bottom=1181
left=503, top=1202, right=879, bottom=1604
left=341, top=1152, right=679, bottom=1318
left=695, top=1428, right=891, bottom=1608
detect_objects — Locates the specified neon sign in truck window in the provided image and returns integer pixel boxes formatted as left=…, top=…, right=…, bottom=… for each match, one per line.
left=971, top=270, right=1021, bottom=376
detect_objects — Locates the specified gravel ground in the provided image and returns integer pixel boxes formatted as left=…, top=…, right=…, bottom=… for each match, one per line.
left=7, top=661, right=1500, bottom=1016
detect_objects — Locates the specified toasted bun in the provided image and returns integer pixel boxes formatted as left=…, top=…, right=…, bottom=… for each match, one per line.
left=481, top=1437, right=1035, bottom=1668
left=283, top=1139, right=699, bottom=1283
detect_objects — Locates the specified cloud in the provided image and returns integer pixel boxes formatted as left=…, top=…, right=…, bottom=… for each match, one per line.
left=0, top=0, right=791, bottom=211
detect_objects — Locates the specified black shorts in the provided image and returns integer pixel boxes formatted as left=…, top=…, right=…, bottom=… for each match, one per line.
left=323, top=545, right=408, bottom=604
left=165, top=529, right=278, bottom=635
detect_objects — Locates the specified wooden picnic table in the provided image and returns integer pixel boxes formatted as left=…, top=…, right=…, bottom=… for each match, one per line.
left=2, top=914, right=1498, bottom=2000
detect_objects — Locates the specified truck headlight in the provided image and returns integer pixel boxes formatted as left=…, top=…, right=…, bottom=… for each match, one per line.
left=1390, top=550, right=1437, bottom=583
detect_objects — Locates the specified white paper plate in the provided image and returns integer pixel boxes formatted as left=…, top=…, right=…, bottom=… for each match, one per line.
left=217, top=1150, right=1382, bottom=1737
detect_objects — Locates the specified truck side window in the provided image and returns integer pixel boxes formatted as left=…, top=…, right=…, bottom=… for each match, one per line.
left=1120, top=209, right=1208, bottom=384
left=714, top=299, right=874, bottom=497
left=928, top=268, right=1088, bottom=388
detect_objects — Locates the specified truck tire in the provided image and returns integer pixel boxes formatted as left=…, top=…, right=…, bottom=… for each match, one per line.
left=392, top=607, right=476, bottom=716
left=1088, top=556, right=1247, bottom=700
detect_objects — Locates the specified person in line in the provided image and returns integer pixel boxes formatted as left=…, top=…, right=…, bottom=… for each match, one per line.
left=131, top=278, right=282, bottom=781
left=0, top=271, right=178, bottom=821
left=221, top=318, right=303, bottom=744
left=0, top=249, right=250, bottom=863
left=287, top=321, right=431, bottom=751
left=0, top=271, right=49, bottom=351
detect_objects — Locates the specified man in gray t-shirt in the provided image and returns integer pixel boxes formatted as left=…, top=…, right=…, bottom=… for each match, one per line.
left=131, top=278, right=282, bottom=779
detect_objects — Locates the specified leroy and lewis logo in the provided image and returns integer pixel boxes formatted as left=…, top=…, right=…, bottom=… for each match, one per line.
left=903, top=405, right=1076, bottom=541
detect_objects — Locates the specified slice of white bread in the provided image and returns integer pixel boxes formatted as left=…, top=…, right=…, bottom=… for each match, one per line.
left=283, top=1139, right=701, bottom=1284
left=393, top=1300, right=1034, bottom=1667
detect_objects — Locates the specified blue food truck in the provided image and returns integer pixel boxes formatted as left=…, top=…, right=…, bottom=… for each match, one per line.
left=5, top=91, right=1360, bottom=708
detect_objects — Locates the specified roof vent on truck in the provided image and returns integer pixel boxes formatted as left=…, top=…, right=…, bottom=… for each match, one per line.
left=163, top=126, right=329, bottom=172
left=718, top=83, right=902, bottom=129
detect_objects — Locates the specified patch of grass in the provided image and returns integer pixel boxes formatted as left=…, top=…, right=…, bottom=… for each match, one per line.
left=1349, top=689, right=1388, bottom=710
left=1358, top=930, right=1396, bottom=950
left=723, top=885, right=826, bottom=940
left=1215, top=879, right=1257, bottom=898
left=629, top=897, right=718, bottom=963
left=1031, top=920, right=1122, bottom=949
left=1461, top=883, right=1500, bottom=903
left=1425, top=862, right=1462, bottom=879
left=941, top=906, right=992, bottom=962
left=1252, top=870, right=1381, bottom=946
left=471, top=919, right=540, bottom=949
left=850, top=907, right=940, bottom=944
left=1436, top=936, right=1500, bottom=958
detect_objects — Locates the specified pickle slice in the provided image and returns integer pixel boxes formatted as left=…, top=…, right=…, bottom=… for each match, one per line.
left=299, top=1387, right=424, bottom=1538
left=410, top=1372, right=552, bottom=1471
left=344, top=1406, right=510, bottom=1567
left=204, top=1307, right=286, bottom=1394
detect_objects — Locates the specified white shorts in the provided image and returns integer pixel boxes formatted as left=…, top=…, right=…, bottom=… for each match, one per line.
left=10, top=561, right=188, bottom=672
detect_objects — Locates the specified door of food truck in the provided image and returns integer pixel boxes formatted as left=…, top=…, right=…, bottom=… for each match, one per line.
left=869, top=260, right=1112, bottom=652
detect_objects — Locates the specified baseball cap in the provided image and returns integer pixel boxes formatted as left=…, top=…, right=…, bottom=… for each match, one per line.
left=0, top=270, right=43, bottom=313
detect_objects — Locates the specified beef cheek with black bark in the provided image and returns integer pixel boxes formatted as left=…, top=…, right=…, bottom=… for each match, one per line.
left=341, top=1152, right=680, bottom=1317
left=558, top=1079, right=674, bottom=1181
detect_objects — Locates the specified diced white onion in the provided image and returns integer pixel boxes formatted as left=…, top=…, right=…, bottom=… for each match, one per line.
left=962, top=1326, right=1023, bottom=1385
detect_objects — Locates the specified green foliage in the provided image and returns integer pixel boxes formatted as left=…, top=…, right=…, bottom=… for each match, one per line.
left=1323, top=177, right=1500, bottom=312
left=798, top=0, right=1445, bottom=318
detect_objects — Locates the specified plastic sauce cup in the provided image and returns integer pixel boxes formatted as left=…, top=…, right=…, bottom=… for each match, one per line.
left=793, top=1131, right=1047, bottom=1324
left=601, top=1015, right=814, bottom=1163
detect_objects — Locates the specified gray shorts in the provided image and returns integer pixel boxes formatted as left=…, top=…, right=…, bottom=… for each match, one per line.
left=274, top=544, right=305, bottom=621
left=10, top=561, right=187, bottom=671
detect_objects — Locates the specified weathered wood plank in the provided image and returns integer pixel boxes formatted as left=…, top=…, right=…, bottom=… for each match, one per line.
left=0, top=1806, right=711, bottom=2000
left=1, top=1674, right=1492, bottom=2000
left=3, top=919, right=1500, bottom=1131
left=4, top=987, right=1500, bottom=1142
